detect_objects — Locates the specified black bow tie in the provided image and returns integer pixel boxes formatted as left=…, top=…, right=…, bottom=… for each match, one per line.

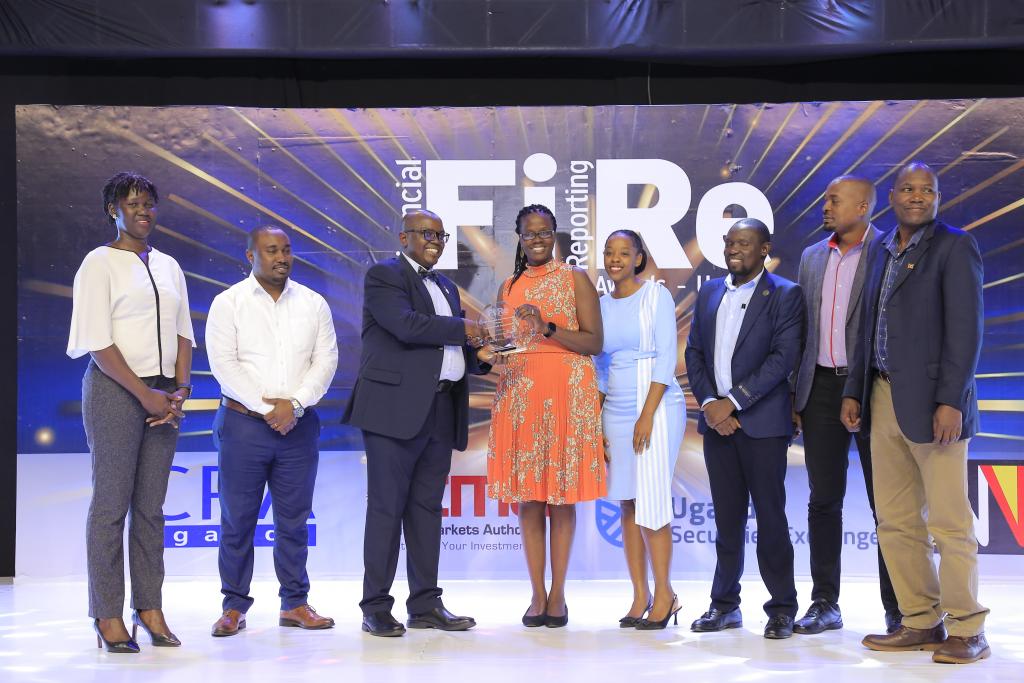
left=417, top=266, right=438, bottom=283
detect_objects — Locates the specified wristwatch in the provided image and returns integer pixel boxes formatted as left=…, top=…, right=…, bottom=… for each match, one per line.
left=290, top=398, right=305, bottom=418
left=542, top=321, right=557, bottom=338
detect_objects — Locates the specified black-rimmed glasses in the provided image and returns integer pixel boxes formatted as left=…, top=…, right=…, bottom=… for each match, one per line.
left=404, top=229, right=450, bottom=243
left=520, top=230, right=555, bottom=242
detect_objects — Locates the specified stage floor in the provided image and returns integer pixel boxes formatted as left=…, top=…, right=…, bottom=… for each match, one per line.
left=1, top=577, right=1021, bottom=682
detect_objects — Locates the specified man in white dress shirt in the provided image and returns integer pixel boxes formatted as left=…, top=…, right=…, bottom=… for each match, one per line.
left=205, top=225, right=338, bottom=637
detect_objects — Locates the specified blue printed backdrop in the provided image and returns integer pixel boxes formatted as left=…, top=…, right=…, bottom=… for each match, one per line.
left=14, top=101, right=1024, bottom=576
left=16, top=101, right=1024, bottom=456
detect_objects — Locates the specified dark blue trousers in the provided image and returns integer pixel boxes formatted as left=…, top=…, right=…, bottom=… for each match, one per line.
left=704, top=429, right=798, bottom=619
left=360, top=391, right=455, bottom=616
left=213, top=406, right=320, bottom=613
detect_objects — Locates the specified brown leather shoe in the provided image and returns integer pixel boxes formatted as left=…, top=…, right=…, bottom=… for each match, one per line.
left=211, top=609, right=246, bottom=637
left=933, top=633, right=991, bottom=664
left=862, top=623, right=947, bottom=651
left=280, top=604, right=335, bottom=630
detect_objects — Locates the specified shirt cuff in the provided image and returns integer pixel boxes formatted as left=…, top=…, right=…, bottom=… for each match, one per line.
left=727, top=393, right=742, bottom=411
left=292, top=387, right=315, bottom=411
left=700, top=397, right=716, bottom=409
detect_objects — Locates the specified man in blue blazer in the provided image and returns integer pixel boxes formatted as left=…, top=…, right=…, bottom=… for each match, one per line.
left=841, top=163, right=989, bottom=664
left=342, top=209, right=488, bottom=637
left=792, top=176, right=898, bottom=636
left=685, top=218, right=805, bottom=639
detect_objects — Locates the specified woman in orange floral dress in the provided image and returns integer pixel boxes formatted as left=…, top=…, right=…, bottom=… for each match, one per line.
left=482, top=204, right=605, bottom=628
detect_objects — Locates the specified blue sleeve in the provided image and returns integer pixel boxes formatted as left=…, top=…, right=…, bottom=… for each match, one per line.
left=652, top=286, right=678, bottom=386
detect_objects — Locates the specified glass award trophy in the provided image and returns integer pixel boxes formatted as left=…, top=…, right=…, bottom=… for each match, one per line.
left=478, top=303, right=536, bottom=355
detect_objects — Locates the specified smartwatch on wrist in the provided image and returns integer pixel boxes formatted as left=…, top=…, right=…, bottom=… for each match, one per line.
left=176, top=384, right=193, bottom=399
left=542, top=321, right=556, bottom=338
left=290, top=398, right=305, bottom=418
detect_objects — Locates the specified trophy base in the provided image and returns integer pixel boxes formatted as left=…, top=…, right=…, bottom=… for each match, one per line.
left=491, top=344, right=519, bottom=354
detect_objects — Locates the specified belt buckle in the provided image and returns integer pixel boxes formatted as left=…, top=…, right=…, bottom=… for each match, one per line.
left=834, top=366, right=849, bottom=377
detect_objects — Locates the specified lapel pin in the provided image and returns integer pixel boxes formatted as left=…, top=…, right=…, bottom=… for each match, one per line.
left=762, top=290, right=769, bottom=296
left=907, top=263, right=915, bottom=270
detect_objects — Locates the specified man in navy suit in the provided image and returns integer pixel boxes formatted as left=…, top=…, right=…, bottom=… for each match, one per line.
left=685, top=218, right=805, bottom=639
left=841, top=162, right=990, bottom=664
left=343, top=209, right=487, bottom=637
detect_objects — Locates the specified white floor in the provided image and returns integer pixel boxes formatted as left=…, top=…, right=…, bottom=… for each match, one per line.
left=1, top=577, right=1022, bottom=683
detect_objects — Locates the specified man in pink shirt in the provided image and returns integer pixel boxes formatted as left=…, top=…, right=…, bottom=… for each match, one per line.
left=792, top=176, right=898, bottom=635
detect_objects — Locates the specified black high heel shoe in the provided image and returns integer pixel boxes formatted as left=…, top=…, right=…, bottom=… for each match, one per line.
left=619, top=596, right=654, bottom=628
left=93, top=619, right=140, bottom=653
left=522, top=607, right=546, bottom=628
left=131, top=610, right=182, bottom=647
left=635, top=595, right=681, bottom=630
left=544, top=604, right=568, bottom=628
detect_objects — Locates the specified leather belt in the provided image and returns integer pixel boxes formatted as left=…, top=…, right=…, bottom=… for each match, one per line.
left=816, top=365, right=849, bottom=377
left=436, top=379, right=455, bottom=393
left=877, top=370, right=893, bottom=384
left=222, top=396, right=265, bottom=419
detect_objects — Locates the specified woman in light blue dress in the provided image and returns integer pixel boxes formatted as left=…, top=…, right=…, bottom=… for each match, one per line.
left=595, top=230, right=685, bottom=630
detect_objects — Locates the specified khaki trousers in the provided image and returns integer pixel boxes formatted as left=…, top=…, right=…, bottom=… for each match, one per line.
left=869, top=376, right=988, bottom=636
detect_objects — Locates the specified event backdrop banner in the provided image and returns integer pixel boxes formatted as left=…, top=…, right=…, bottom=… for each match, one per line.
left=15, top=101, right=1024, bottom=578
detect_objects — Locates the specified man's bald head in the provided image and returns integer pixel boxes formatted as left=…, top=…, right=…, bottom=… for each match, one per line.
left=830, top=176, right=876, bottom=214
left=401, top=209, right=442, bottom=231
left=823, top=175, right=875, bottom=237
left=894, top=161, right=938, bottom=192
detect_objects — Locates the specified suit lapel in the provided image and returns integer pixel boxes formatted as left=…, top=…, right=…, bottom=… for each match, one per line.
left=734, top=270, right=775, bottom=352
left=887, top=222, right=935, bottom=298
left=845, top=223, right=876, bottom=324
left=399, top=256, right=435, bottom=311
left=807, top=242, right=830, bottom=331
left=436, top=273, right=461, bottom=314
left=862, top=231, right=890, bottom=322
left=705, top=279, right=726, bottom=355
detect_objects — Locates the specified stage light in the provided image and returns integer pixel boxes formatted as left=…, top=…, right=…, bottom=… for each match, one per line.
left=34, top=427, right=54, bottom=447
left=201, top=0, right=273, bottom=49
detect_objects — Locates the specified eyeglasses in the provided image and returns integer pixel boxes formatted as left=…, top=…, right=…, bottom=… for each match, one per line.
left=520, top=230, right=555, bottom=242
left=404, top=229, right=450, bottom=243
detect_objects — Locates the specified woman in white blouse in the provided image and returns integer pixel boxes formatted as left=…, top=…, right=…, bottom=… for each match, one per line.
left=67, top=172, right=195, bottom=653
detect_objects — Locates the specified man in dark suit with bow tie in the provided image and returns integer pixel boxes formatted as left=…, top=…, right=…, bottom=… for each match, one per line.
left=841, top=162, right=989, bottom=664
left=343, top=209, right=487, bottom=637
left=684, top=218, right=805, bottom=639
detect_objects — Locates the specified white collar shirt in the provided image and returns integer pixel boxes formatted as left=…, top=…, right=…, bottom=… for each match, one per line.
left=400, top=253, right=465, bottom=382
left=67, top=245, right=196, bottom=377
left=205, top=272, right=338, bottom=414
left=712, top=269, right=764, bottom=409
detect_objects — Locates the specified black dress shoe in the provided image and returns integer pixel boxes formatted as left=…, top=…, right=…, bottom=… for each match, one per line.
left=523, top=608, right=546, bottom=628
left=407, top=607, right=476, bottom=631
left=764, top=614, right=794, bottom=639
left=362, top=611, right=406, bottom=637
left=885, top=610, right=903, bottom=634
left=793, top=600, right=843, bottom=635
left=544, top=605, right=568, bottom=628
left=691, top=607, right=742, bottom=632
